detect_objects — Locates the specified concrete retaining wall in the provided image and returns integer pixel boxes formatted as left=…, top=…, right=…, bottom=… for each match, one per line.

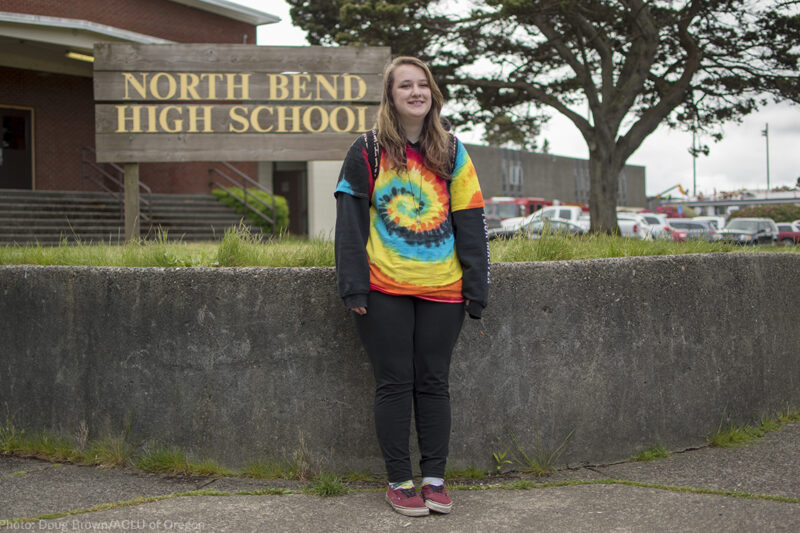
left=1, top=254, right=798, bottom=472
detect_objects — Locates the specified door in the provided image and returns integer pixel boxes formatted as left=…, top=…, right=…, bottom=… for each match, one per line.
left=273, top=168, right=308, bottom=235
left=0, top=107, right=33, bottom=189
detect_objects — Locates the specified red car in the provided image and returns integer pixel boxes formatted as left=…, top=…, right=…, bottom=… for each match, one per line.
left=776, top=223, right=800, bottom=245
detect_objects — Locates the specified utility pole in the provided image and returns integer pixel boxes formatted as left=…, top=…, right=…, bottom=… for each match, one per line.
left=761, top=123, right=770, bottom=197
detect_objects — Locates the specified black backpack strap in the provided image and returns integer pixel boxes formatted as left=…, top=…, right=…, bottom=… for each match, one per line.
left=364, top=128, right=380, bottom=199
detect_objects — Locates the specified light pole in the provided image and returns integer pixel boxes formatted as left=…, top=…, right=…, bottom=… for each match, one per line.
left=761, top=123, right=770, bottom=196
left=688, top=129, right=709, bottom=198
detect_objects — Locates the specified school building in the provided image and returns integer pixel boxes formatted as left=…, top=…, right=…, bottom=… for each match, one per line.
left=0, top=0, right=645, bottom=240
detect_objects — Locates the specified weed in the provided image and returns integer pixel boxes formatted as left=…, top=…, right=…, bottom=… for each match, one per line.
left=241, top=457, right=296, bottom=480
left=236, top=488, right=292, bottom=496
left=190, top=458, right=235, bottom=477
left=135, top=445, right=192, bottom=475
left=84, top=435, right=136, bottom=467
left=341, top=470, right=380, bottom=483
left=305, top=472, right=349, bottom=497
left=508, top=428, right=575, bottom=476
left=492, top=450, right=512, bottom=474
left=632, top=444, right=671, bottom=462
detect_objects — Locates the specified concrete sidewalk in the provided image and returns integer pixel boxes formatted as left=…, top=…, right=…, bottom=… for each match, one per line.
left=2, top=423, right=798, bottom=532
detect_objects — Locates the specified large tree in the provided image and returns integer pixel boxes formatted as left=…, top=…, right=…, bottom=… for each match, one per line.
left=288, top=0, right=800, bottom=232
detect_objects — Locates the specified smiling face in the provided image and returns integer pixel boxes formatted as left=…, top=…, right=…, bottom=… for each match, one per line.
left=390, top=64, right=432, bottom=126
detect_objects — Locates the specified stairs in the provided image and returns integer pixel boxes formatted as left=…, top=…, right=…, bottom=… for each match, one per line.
left=0, top=189, right=260, bottom=245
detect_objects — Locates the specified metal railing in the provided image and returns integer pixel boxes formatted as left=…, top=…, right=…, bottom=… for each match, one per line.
left=80, top=147, right=152, bottom=224
left=208, top=162, right=276, bottom=235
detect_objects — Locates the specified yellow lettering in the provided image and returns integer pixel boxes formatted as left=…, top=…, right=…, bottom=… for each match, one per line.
left=268, top=74, right=289, bottom=100
left=146, top=106, right=158, bottom=132
left=158, top=105, right=183, bottom=132
left=201, top=73, right=224, bottom=99
left=355, top=106, right=371, bottom=132
left=226, top=73, right=251, bottom=100
left=122, top=73, right=148, bottom=100
left=343, top=75, right=367, bottom=101
left=328, top=106, right=355, bottom=133
left=115, top=105, right=142, bottom=133
left=150, top=73, right=177, bottom=100
left=292, top=74, right=312, bottom=101
left=276, top=106, right=302, bottom=132
left=187, top=105, right=214, bottom=133
left=315, top=74, right=338, bottom=101
left=302, top=106, right=329, bottom=133
left=178, top=73, right=202, bottom=100
left=228, top=106, right=250, bottom=133
left=249, top=105, right=274, bottom=133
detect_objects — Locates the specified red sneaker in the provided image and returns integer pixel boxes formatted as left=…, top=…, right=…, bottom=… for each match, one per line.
left=421, top=483, right=452, bottom=513
left=385, top=484, right=429, bottom=517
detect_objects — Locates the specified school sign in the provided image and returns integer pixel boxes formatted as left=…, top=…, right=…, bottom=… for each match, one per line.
left=93, top=44, right=390, bottom=162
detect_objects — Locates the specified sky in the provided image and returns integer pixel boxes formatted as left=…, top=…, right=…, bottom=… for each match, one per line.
left=232, top=0, right=800, bottom=198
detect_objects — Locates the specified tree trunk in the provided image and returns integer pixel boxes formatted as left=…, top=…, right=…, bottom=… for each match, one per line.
left=588, top=142, right=624, bottom=234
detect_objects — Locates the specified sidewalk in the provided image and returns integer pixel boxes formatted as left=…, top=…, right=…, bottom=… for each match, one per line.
left=2, top=423, right=798, bottom=532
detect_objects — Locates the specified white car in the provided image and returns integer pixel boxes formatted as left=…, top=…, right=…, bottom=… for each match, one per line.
left=638, top=213, right=671, bottom=240
left=616, top=212, right=655, bottom=240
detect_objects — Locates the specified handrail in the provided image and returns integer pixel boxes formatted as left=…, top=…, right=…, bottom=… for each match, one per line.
left=80, top=147, right=152, bottom=223
left=208, top=162, right=277, bottom=234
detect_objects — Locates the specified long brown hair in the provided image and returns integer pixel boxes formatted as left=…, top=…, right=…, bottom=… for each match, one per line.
left=377, top=56, right=452, bottom=179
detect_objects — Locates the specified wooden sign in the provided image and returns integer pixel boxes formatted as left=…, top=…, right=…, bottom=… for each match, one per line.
left=93, top=44, right=390, bottom=162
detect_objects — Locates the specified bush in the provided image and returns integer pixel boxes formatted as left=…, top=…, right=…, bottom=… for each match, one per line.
left=212, top=188, right=289, bottom=234
left=727, top=204, right=800, bottom=222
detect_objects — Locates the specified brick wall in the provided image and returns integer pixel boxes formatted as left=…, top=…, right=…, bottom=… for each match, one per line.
left=3, top=0, right=256, bottom=43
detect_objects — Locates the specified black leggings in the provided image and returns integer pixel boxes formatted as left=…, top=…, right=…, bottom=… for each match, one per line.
left=353, top=291, right=465, bottom=482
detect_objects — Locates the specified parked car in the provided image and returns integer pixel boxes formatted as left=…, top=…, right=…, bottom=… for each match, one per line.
left=489, top=218, right=586, bottom=240
left=666, top=219, right=717, bottom=242
left=716, top=218, right=779, bottom=245
left=693, top=215, right=728, bottom=231
left=484, top=196, right=549, bottom=229
left=639, top=213, right=671, bottom=240
left=617, top=212, right=657, bottom=240
left=775, top=223, right=800, bottom=245
left=501, top=205, right=588, bottom=232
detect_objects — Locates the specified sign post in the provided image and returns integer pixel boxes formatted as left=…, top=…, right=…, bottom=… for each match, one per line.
left=123, top=163, right=140, bottom=241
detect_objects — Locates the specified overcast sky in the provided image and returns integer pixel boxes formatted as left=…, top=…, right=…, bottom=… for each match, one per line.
left=233, top=0, right=800, bottom=198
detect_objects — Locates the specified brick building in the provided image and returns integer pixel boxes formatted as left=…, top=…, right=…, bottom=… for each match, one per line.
left=0, top=0, right=275, bottom=194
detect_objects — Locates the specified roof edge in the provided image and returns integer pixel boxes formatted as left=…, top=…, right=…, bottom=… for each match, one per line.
left=168, top=0, right=280, bottom=26
left=0, top=11, right=174, bottom=44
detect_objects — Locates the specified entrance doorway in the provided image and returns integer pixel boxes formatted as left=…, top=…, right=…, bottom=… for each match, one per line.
left=0, top=107, right=33, bottom=189
left=273, top=163, right=308, bottom=235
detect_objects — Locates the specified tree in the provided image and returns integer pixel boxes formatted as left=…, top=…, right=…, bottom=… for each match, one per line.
left=288, top=0, right=800, bottom=233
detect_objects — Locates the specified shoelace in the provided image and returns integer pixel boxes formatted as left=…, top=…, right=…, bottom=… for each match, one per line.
left=426, top=485, right=444, bottom=494
left=398, top=488, right=418, bottom=498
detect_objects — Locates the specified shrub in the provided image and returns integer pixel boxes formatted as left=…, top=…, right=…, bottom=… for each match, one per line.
left=212, top=188, right=289, bottom=234
left=727, top=204, right=800, bottom=222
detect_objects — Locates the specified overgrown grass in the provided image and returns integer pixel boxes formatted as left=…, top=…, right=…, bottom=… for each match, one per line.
left=2, top=226, right=797, bottom=267
left=304, top=472, right=349, bottom=497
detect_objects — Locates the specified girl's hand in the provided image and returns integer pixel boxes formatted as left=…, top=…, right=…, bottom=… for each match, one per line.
left=351, top=306, right=367, bottom=315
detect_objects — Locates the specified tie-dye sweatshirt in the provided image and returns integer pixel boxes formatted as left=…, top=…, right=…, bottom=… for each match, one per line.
left=334, top=133, right=489, bottom=318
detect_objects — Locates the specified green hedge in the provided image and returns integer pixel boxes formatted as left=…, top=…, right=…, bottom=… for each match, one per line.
left=212, top=188, right=289, bottom=234
left=727, top=204, right=800, bottom=222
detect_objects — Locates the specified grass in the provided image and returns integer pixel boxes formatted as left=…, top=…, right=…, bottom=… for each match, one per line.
left=304, top=472, right=349, bottom=497
left=507, top=429, right=575, bottom=476
left=632, top=444, right=671, bottom=462
left=445, top=465, right=488, bottom=479
left=2, top=226, right=797, bottom=268
left=708, top=408, right=800, bottom=448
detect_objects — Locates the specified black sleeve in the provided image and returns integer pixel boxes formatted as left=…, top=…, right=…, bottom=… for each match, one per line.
left=452, top=207, right=490, bottom=319
left=334, top=137, right=372, bottom=309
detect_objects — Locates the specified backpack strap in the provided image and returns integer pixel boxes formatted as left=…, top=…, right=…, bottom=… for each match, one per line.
left=364, top=128, right=380, bottom=199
